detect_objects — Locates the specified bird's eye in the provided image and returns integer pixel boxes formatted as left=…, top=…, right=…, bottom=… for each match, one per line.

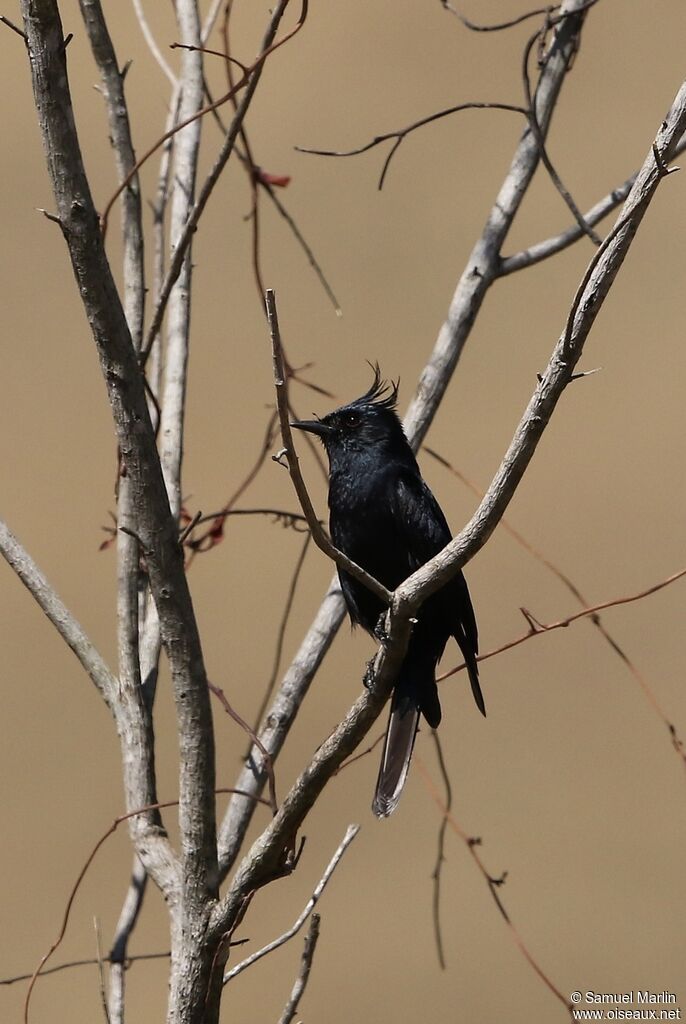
left=343, top=410, right=361, bottom=428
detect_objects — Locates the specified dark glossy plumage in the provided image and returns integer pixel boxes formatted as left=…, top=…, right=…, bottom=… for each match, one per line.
left=292, top=368, right=484, bottom=817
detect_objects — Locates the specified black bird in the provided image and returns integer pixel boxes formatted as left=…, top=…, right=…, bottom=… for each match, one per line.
left=292, top=368, right=484, bottom=817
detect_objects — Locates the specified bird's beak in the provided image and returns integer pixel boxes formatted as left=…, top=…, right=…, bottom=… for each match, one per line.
left=290, top=419, right=333, bottom=438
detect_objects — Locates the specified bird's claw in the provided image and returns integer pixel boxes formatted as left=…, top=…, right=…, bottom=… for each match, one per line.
left=373, top=613, right=389, bottom=644
left=363, top=658, right=376, bottom=690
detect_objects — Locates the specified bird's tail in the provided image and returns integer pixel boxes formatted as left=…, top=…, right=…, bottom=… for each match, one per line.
left=372, top=662, right=441, bottom=819
left=456, top=623, right=486, bottom=717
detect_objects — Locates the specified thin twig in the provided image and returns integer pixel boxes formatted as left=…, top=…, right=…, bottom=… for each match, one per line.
left=297, top=101, right=529, bottom=191
left=441, top=2, right=557, bottom=32
left=429, top=732, right=453, bottom=970
left=170, top=43, right=248, bottom=73
left=500, top=131, right=686, bottom=274
left=263, top=183, right=342, bottom=315
left=179, top=509, right=203, bottom=544
left=439, top=567, right=686, bottom=682
left=223, top=825, right=359, bottom=983
left=335, top=732, right=385, bottom=774
left=425, top=447, right=686, bottom=770
left=191, top=507, right=312, bottom=532
left=185, top=411, right=279, bottom=562
left=200, top=70, right=342, bottom=316
left=0, top=951, right=172, bottom=986
left=93, top=919, right=111, bottom=1024
left=251, top=532, right=312, bottom=738
left=0, top=519, right=118, bottom=709
left=415, top=757, right=572, bottom=1012
left=138, top=0, right=309, bottom=365
left=276, top=913, right=321, bottom=1024
left=0, top=12, right=26, bottom=37
left=131, top=0, right=177, bottom=85
left=267, top=289, right=391, bottom=605
left=520, top=18, right=601, bottom=245
left=23, top=790, right=268, bottom=1024
left=209, top=682, right=279, bottom=815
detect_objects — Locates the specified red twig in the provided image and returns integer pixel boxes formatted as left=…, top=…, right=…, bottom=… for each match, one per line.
left=423, top=451, right=686, bottom=752
left=23, top=790, right=269, bottom=1024
left=439, top=568, right=686, bottom=681
left=250, top=532, right=312, bottom=739
left=185, top=411, right=279, bottom=564
left=415, top=756, right=573, bottom=1014
left=100, top=0, right=309, bottom=237
left=209, top=683, right=279, bottom=815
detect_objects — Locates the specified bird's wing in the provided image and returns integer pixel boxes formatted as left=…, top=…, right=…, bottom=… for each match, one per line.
left=392, top=468, right=452, bottom=567
left=392, top=468, right=479, bottom=657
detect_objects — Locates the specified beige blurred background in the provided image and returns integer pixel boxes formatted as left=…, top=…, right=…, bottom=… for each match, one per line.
left=1, top=1, right=685, bottom=1021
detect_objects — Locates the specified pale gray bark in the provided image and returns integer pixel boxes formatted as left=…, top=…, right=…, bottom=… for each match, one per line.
left=402, top=0, right=591, bottom=446
left=500, top=132, right=686, bottom=275
left=19, top=3, right=216, bottom=1020
left=223, top=824, right=358, bottom=983
left=159, top=0, right=203, bottom=521
left=0, top=519, right=118, bottom=709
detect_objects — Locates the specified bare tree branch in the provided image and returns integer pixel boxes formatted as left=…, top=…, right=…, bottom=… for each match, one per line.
left=107, top=856, right=148, bottom=1024
left=403, top=0, right=590, bottom=447
left=0, top=519, right=117, bottom=708
left=440, top=566, right=686, bottom=680
left=426, top=446, right=686, bottom=769
left=276, top=913, right=321, bottom=1024
left=20, top=0, right=214, bottom=946
left=500, top=131, right=686, bottom=274
left=80, top=0, right=145, bottom=350
left=223, top=824, right=358, bottom=983
left=394, top=84, right=686, bottom=608
left=159, top=0, right=203, bottom=520
left=79, top=11, right=160, bottom=1010
left=131, top=0, right=177, bottom=86
left=140, top=0, right=307, bottom=365
left=211, top=604, right=414, bottom=931
left=251, top=532, right=312, bottom=737
left=217, top=582, right=347, bottom=874
left=415, top=756, right=572, bottom=1012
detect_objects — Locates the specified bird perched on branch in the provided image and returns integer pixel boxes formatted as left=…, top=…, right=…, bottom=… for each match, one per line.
left=291, top=367, right=484, bottom=817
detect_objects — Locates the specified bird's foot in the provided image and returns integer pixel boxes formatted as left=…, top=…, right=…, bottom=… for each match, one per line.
left=363, top=658, right=377, bottom=690
left=373, top=613, right=389, bottom=644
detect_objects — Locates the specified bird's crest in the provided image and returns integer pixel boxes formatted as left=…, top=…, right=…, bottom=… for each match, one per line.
left=350, top=363, right=399, bottom=413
